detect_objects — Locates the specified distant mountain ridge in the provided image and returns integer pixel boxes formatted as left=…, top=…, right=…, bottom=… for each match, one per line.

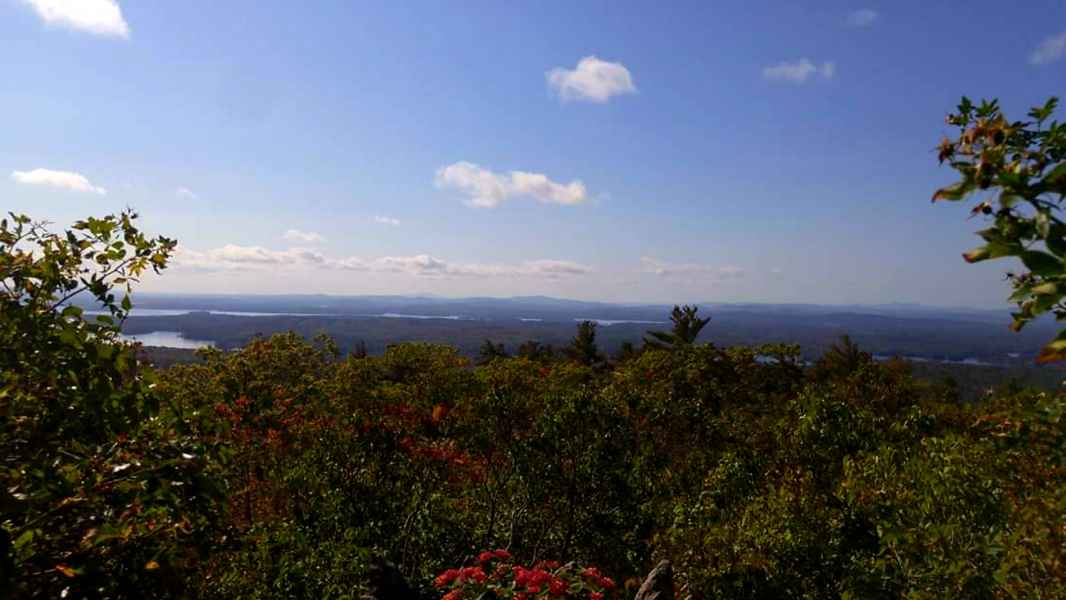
left=107, top=293, right=1019, bottom=326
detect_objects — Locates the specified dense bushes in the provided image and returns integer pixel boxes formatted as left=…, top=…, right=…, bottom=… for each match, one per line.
left=0, top=212, right=224, bottom=599
left=151, top=333, right=1065, bottom=598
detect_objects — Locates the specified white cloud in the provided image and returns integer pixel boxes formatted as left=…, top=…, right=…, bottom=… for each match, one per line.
left=521, top=260, right=591, bottom=277
left=1030, top=31, right=1066, bottom=65
left=283, top=229, right=326, bottom=243
left=435, top=162, right=509, bottom=208
left=362, top=255, right=591, bottom=279
left=21, top=0, right=130, bottom=38
left=846, top=9, right=878, bottom=27
left=333, top=256, right=371, bottom=272
left=374, top=216, right=401, bottom=226
left=175, top=187, right=198, bottom=200
left=207, top=245, right=325, bottom=266
left=510, top=171, right=588, bottom=205
left=174, top=243, right=590, bottom=280
left=762, top=58, right=836, bottom=83
left=173, top=245, right=326, bottom=271
left=435, top=161, right=587, bottom=208
left=11, top=168, right=107, bottom=195
left=376, top=254, right=451, bottom=276
left=640, top=257, right=745, bottom=281
left=546, top=56, right=636, bottom=103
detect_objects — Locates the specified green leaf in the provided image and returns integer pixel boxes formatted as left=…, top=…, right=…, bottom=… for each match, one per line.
left=932, top=181, right=973, bottom=202
left=1036, top=211, right=1052, bottom=238
left=998, top=190, right=1021, bottom=209
left=1009, top=284, right=1033, bottom=302
left=1021, top=251, right=1062, bottom=277
left=58, top=328, right=82, bottom=347
left=1034, top=292, right=1061, bottom=313
left=963, top=241, right=1017, bottom=263
left=1029, top=97, right=1058, bottom=122
left=1042, top=161, right=1066, bottom=186
left=13, top=529, right=35, bottom=551
left=1031, top=282, right=1060, bottom=296
left=963, top=247, right=991, bottom=263
left=1047, top=226, right=1066, bottom=257
left=1037, top=330, right=1066, bottom=363
left=957, top=97, right=974, bottom=119
left=61, top=305, right=84, bottom=318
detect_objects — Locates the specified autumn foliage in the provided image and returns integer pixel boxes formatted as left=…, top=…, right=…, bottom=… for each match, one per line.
left=433, top=550, right=617, bottom=600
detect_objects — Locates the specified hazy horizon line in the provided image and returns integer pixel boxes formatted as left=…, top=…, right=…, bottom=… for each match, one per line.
left=125, top=290, right=1011, bottom=313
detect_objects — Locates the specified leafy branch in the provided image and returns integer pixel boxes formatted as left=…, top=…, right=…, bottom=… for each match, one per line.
left=934, top=96, right=1066, bottom=361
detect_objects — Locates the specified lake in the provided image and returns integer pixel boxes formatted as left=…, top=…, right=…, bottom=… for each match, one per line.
left=120, top=331, right=215, bottom=349
left=575, top=318, right=668, bottom=326
left=87, top=308, right=330, bottom=317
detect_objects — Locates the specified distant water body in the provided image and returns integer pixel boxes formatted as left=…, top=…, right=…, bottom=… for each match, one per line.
left=575, top=318, right=668, bottom=326
left=97, top=308, right=672, bottom=349
left=873, top=354, right=999, bottom=366
left=377, top=313, right=465, bottom=320
left=97, top=309, right=1025, bottom=363
left=93, top=308, right=671, bottom=326
left=92, top=308, right=478, bottom=320
left=120, top=331, right=214, bottom=349
left=87, top=308, right=328, bottom=318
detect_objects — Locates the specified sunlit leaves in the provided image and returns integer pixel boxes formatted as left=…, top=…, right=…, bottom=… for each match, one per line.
left=0, top=211, right=222, bottom=598
left=932, top=181, right=974, bottom=202
left=935, top=96, right=1066, bottom=360
left=1037, top=330, right=1066, bottom=363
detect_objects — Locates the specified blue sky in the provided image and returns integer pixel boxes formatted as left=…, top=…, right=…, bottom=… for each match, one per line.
left=2, top=0, right=1064, bottom=306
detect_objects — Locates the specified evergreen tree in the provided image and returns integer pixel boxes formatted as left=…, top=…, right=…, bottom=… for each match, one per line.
left=568, top=320, right=602, bottom=366
left=477, top=339, right=508, bottom=365
left=809, top=334, right=872, bottom=382
left=644, top=305, right=710, bottom=351
left=351, top=340, right=368, bottom=359
left=517, top=340, right=555, bottom=362
left=614, top=340, right=639, bottom=362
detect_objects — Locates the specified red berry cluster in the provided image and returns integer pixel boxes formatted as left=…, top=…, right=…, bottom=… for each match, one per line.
left=434, top=551, right=615, bottom=599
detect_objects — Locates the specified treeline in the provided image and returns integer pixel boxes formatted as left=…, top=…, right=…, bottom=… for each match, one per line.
left=157, top=329, right=1065, bottom=598
left=120, top=306, right=1065, bottom=366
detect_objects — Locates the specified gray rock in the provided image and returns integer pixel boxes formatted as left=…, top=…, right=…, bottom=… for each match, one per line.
left=635, top=560, right=674, bottom=600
